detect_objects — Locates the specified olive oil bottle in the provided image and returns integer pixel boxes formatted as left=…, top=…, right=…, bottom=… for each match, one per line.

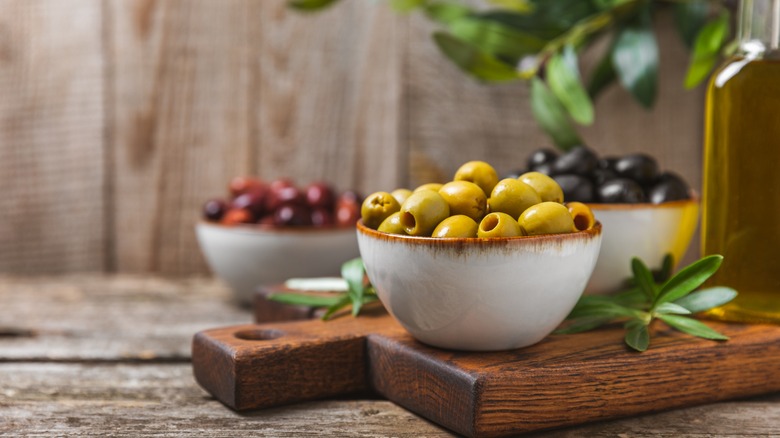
left=703, top=0, right=780, bottom=322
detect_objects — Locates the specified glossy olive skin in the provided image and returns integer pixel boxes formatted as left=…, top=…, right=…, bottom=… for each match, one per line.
left=614, top=153, right=660, bottom=186
left=378, top=212, right=406, bottom=235
left=432, top=215, right=478, bottom=238
left=203, top=199, right=228, bottom=221
left=488, top=178, right=541, bottom=218
left=648, top=172, right=690, bottom=203
left=438, top=181, right=487, bottom=222
left=565, top=202, right=595, bottom=231
left=518, top=172, right=564, bottom=203
left=361, top=191, right=402, bottom=229
left=597, top=178, right=647, bottom=203
left=553, top=174, right=595, bottom=203
left=454, top=161, right=499, bottom=196
left=400, top=190, right=450, bottom=236
left=526, top=148, right=558, bottom=170
left=518, top=202, right=575, bottom=235
left=478, top=212, right=522, bottom=238
left=552, top=146, right=599, bottom=176
left=391, top=188, right=413, bottom=205
left=414, top=183, right=444, bottom=193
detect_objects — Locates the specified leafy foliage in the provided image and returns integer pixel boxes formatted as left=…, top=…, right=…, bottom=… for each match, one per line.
left=287, top=0, right=736, bottom=149
left=557, top=254, right=738, bottom=352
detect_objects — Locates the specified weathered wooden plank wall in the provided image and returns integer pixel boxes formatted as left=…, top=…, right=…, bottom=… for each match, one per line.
left=0, top=0, right=705, bottom=275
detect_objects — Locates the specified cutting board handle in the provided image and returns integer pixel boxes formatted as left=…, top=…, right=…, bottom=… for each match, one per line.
left=192, top=310, right=397, bottom=410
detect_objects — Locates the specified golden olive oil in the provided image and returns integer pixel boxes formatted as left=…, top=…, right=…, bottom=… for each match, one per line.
left=702, top=57, right=780, bottom=323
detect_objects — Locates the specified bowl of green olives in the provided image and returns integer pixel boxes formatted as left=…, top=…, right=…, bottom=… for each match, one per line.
left=196, top=177, right=362, bottom=305
left=514, top=146, right=700, bottom=294
left=357, top=161, right=603, bottom=351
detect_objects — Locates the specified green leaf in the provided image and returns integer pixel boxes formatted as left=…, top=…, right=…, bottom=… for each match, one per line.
left=390, top=0, right=426, bottom=13
left=288, top=0, right=340, bottom=11
left=485, top=0, right=534, bottom=13
left=587, top=41, right=617, bottom=99
left=684, top=10, right=730, bottom=89
left=547, top=45, right=594, bottom=125
left=479, top=1, right=599, bottom=40
left=424, top=2, right=471, bottom=24
left=341, top=258, right=367, bottom=316
left=433, top=32, right=519, bottom=82
left=631, top=257, right=657, bottom=301
left=567, top=300, right=645, bottom=320
left=321, top=295, right=353, bottom=320
left=653, top=302, right=692, bottom=315
left=674, top=287, right=738, bottom=313
left=674, top=0, right=710, bottom=48
left=658, top=314, right=729, bottom=341
left=555, top=317, right=614, bottom=334
left=612, top=14, right=659, bottom=108
left=654, top=253, right=675, bottom=283
left=655, top=255, right=724, bottom=306
left=448, top=16, right=546, bottom=61
left=267, top=292, right=346, bottom=307
left=530, top=77, right=582, bottom=150
left=625, top=321, right=649, bottom=351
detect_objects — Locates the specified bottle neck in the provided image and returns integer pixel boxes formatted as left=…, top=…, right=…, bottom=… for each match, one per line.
left=739, top=0, right=780, bottom=57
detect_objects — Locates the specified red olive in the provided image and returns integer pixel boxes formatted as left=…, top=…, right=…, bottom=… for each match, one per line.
left=232, top=189, right=267, bottom=218
left=228, top=177, right=264, bottom=198
left=311, top=208, right=334, bottom=227
left=336, top=199, right=360, bottom=227
left=274, top=204, right=313, bottom=227
left=202, top=198, right=227, bottom=221
left=221, top=208, right=254, bottom=225
left=305, top=182, right=336, bottom=210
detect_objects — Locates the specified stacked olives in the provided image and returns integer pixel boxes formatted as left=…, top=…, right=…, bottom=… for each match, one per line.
left=203, top=176, right=362, bottom=228
left=361, top=161, right=596, bottom=238
left=512, top=146, right=692, bottom=204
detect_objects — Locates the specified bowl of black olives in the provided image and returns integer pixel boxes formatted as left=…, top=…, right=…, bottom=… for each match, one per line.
left=515, top=146, right=699, bottom=294
left=356, top=161, right=603, bottom=351
left=196, top=177, right=362, bottom=305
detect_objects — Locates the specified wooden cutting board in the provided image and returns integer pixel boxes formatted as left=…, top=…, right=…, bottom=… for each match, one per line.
left=193, top=293, right=780, bottom=438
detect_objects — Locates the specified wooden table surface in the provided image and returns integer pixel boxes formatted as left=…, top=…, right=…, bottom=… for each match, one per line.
left=2, top=275, right=779, bottom=437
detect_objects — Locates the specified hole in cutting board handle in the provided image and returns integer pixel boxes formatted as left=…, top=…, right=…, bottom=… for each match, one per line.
left=234, top=329, right=285, bottom=341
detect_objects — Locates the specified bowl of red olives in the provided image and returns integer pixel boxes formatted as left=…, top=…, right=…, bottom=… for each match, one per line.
left=514, top=146, right=699, bottom=294
left=196, top=177, right=362, bottom=304
left=356, top=161, right=603, bottom=351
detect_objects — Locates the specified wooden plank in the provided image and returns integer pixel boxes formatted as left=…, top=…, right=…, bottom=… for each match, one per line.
left=253, top=0, right=404, bottom=194
left=108, top=0, right=254, bottom=275
left=0, top=363, right=451, bottom=437
left=0, top=0, right=105, bottom=274
left=0, top=275, right=249, bottom=361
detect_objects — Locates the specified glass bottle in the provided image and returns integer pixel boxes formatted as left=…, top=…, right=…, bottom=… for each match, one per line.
left=703, top=0, right=780, bottom=323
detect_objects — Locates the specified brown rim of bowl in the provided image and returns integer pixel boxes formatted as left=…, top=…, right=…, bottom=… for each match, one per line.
left=197, top=220, right=356, bottom=234
left=586, top=190, right=699, bottom=211
left=356, top=219, right=601, bottom=245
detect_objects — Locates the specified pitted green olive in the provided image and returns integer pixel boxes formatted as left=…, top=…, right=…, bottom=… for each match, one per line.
left=518, top=202, right=575, bottom=235
left=400, top=190, right=450, bottom=236
left=438, top=181, right=487, bottom=222
left=377, top=212, right=406, bottom=235
left=488, top=178, right=541, bottom=218
left=414, top=183, right=444, bottom=193
left=565, top=202, right=595, bottom=231
left=519, top=172, right=564, bottom=203
left=478, top=212, right=522, bottom=238
left=454, top=161, right=499, bottom=196
left=390, top=188, right=413, bottom=205
left=361, top=191, right=401, bottom=229
left=432, top=215, right=478, bottom=238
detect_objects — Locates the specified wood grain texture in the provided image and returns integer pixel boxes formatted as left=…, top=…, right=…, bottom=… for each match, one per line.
left=194, top=312, right=780, bottom=437
left=0, top=0, right=105, bottom=274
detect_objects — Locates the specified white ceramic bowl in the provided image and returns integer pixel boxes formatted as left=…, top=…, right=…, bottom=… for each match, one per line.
left=585, top=197, right=699, bottom=295
left=196, top=222, right=360, bottom=304
left=356, top=221, right=602, bottom=351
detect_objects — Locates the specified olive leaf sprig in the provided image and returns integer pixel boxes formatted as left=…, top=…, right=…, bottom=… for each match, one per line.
left=557, top=254, right=737, bottom=351
left=267, top=258, right=378, bottom=320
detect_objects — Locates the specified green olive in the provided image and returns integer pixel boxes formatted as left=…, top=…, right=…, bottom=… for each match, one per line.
left=400, top=190, right=450, bottom=236
left=390, top=188, right=413, bottom=205
left=377, top=212, right=407, bottom=235
left=518, top=172, right=564, bottom=203
left=361, top=191, right=401, bottom=229
left=438, top=181, right=487, bottom=222
left=488, top=178, right=541, bottom=219
left=565, top=202, right=595, bottom=231
left=414, top=183, right=444, bottom=193
left=478, top=212, right=522, bottom=238
left=432, top=215, right=478, bottom=238
left=453, top=161, right=499, bottom=196
left=518, top=202, right=575, bottom=235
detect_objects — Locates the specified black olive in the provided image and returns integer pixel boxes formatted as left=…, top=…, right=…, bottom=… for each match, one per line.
left=502, top=169, right=526, bottom=179
left=592, top=168, right=617, bottom=186
left=552, top=146, right=599, bottom=176
left=598, top=156, right=618, bottom=170
left=526, top=148, right=559, bottom=169
left=614, top=153, right=660, bottom=186
left=597, top=178, right=647, bottom=203
left=649, top=172, right=691, bottom=203
left=531, top=162, right=554, bottom=175
left=553, top=174, right=595, bottom=203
